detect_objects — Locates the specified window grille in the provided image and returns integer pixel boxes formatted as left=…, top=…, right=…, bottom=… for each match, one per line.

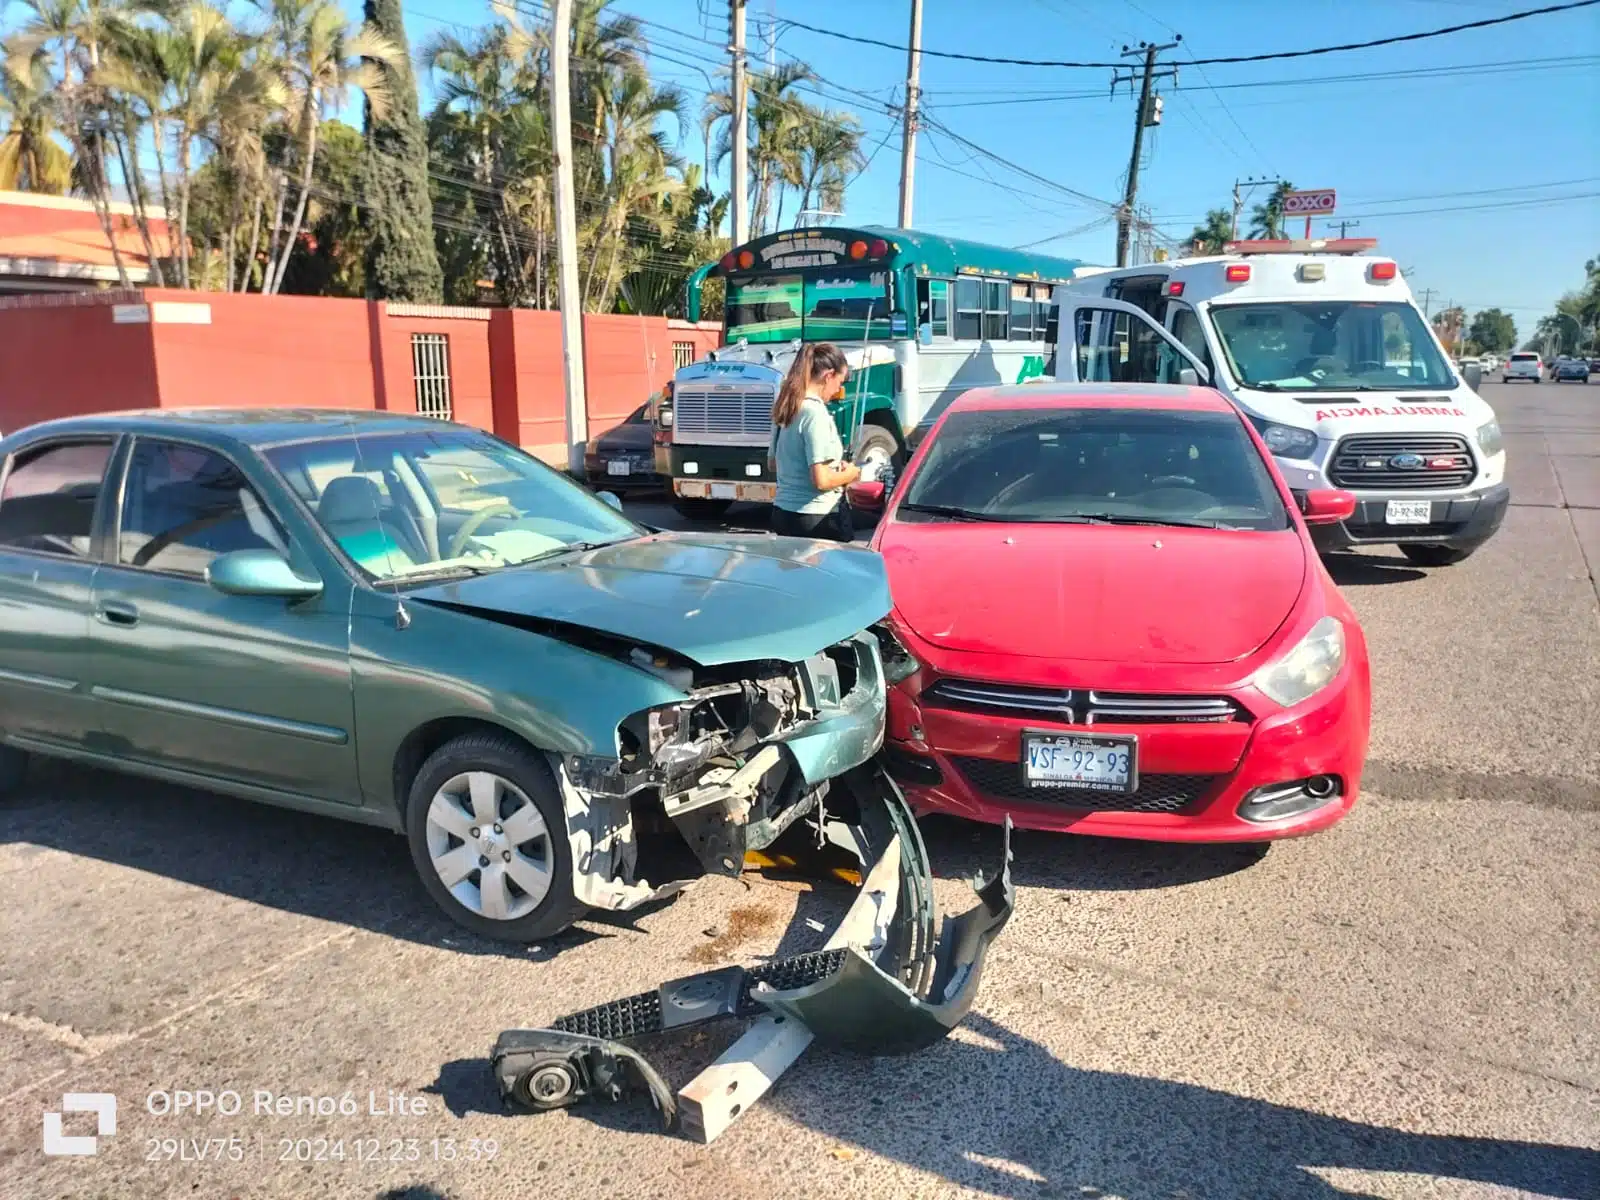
left=672, top=340, right=695, bottom=368
left=411, top=333, right=453, bottom=419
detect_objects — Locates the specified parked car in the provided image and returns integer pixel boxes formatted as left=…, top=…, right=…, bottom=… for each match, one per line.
left=1503, top=352, right=1542, bottom=382
left=847, top=383, right=1371, bottom=843
left=0, top=410, right=891, bottom=941
left=583, top=401, right=663, bottom=491
left=1553, top=357, right=1591, bottom=383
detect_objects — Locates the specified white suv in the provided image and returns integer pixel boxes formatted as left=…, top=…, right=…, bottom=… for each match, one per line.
left=1503, top=352, right=1542, bottom=382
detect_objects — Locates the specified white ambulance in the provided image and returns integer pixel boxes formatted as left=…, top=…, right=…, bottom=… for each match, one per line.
left=1048, top=239, right=1508, bottom=566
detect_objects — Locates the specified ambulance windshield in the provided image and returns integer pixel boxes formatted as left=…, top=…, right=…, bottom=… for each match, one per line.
left=1210, top=301, right=1455, bottom=392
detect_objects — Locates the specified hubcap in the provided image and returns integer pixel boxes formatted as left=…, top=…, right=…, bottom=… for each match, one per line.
left=425, top=771, right=553, bottom=921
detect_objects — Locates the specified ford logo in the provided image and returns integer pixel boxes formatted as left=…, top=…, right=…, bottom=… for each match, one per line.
left=1389, top=453, right=1425, bottom=470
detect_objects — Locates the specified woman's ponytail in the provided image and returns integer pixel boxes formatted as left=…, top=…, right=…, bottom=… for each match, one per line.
left=773, top=344, right=816, bottom=427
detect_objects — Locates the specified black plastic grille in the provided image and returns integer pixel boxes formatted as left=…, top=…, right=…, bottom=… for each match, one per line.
left=925, top=679, right=1247, bottom=725
left=1328, top=433, right=1476, bottom=491
left=952, top=757, right=1215, bottom=814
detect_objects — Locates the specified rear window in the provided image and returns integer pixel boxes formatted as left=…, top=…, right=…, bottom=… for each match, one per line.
left=1510, top=353, right=1538, bottom=362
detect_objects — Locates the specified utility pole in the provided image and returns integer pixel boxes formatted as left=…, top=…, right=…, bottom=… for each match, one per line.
left=1231, top=175, right=1283, bottom=241
left=730, top=0, right=749, bottom=245
left=1327, top=218, right=1360, bottom=239
left=898, top=0, right=924, bottom=229
left=1416, top=287, right=1436, bottom=318
left=1112, top=38, right=1180, bottom=268
left=550, top=0, right=587, bottom=473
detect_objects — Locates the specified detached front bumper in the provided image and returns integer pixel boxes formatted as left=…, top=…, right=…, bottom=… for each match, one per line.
left=1311, top=482, right=1510, bottom=551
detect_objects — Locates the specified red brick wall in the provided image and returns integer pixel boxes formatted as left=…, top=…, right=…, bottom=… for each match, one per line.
left=0, top=295, right=160, bottom=431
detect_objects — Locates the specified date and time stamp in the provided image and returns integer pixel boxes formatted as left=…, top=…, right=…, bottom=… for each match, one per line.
left=41, top=1088, right=503, bottom=1170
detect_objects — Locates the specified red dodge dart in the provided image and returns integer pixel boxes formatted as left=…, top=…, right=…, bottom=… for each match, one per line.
left=852, top=383, right=1371, bottom=843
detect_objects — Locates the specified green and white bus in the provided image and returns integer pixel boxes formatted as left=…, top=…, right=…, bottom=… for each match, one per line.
left=657, top=226, right=1086, bottom=518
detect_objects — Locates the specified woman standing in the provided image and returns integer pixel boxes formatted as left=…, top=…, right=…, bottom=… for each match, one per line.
left=767, top=343, right=860, bottom=542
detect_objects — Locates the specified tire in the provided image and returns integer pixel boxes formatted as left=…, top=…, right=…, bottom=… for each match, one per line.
left=1399, top=544, right=1478, bottom=567
left=0, top=743, right=28, bottom=796
left=404, top=732, right=585, bottom=942
left=672, top=497, right=734, bottom=522
left=850, top=424, right=903, bottom=490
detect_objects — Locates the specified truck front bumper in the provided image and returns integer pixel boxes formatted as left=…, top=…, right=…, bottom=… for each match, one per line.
left=1311, top=482, right=1511, bottom=551
left=669, top=445, right=776, bottom=504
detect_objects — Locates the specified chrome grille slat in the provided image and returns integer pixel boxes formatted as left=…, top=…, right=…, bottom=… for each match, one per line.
left=924, top=679, right=1246, bottom=724
left=674, top=385, right=776, bottom=446
left=1328, top=433, right=1476, bottom=491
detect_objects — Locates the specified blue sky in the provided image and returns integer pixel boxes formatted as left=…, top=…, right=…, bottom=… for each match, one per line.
left=385, top=0, right=1599, bottom=333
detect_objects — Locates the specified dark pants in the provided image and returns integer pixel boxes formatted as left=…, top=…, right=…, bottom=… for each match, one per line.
left=771, top=502, right=855, bottom=543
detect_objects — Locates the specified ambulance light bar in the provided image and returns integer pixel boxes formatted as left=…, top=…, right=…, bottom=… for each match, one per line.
left=1222, top=238, right=1379, bottom=256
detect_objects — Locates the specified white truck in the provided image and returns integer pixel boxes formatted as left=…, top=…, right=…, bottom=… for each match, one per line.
left=1047, top=238, right=1509, bottom=566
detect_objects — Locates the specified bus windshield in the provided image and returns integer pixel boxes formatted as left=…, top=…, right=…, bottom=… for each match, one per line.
left=1209, top=301, right=1456, bottom=392
left=726, top=268, right=894, bottom=343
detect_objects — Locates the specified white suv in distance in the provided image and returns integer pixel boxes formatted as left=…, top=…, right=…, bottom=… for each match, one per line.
left=1503, top=352, right=1542, bottom=382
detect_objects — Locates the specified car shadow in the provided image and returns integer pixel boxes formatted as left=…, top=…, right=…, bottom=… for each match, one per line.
left=1321, top=552, right=1427, bottom=587
left=426, top=1012, right=1596, bottom=1198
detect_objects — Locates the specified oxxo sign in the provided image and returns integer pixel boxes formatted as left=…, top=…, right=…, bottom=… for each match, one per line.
left=1283, top=189, right=1336, bottom=236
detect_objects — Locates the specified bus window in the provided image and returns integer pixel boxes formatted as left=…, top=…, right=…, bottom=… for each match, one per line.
left=726, top=275, right=802, bottom=342
left=917, top=279, right=950, bottom=338
left=954, top=278, right=982, bottom=340
left=1009, top=283, right=1034, bottom=341
left=984, top=280, right=1009, bottom=340
left=1031, top=284, right=1051, bottom=341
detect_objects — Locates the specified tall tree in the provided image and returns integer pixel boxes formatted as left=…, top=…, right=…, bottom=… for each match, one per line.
left=1248, top=181, right=1295, bottom=240
left=1467, top=308, right=1517, bottom=355
left=1187, top=207, right=1234, bottom=254
left=0, top=41, right=72, bottom=192
left=360, top=0, right=441, bottom=302
left=791, top=111, right=863, bottom=220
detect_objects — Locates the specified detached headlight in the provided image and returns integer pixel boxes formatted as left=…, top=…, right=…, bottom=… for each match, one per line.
left=1477, top=420, right=1503, bottom=456
left=870, top=620, right=920, bottom=685
left=1254, top=616, right=1345, bottom=708
left=1251, top=418, right=1319, bottom=460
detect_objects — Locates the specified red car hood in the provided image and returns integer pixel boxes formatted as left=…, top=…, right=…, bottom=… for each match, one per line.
left=881, top=522, right=1307, bottom=666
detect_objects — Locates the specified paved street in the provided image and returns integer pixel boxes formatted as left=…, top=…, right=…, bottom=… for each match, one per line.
left=1, top=379, right=1596, bottom=1199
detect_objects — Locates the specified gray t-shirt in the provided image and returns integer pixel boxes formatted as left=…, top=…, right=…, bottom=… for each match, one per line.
left=771, top=395, right=844, bottom=514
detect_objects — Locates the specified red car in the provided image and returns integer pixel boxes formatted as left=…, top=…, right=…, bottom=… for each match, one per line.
left=850, top=383, right=1371, bottom=843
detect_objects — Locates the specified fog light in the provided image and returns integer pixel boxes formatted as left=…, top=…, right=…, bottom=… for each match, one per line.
left=683, top=462, right=699, bottom=474
left=1238, top=776, right=1342, bottom=822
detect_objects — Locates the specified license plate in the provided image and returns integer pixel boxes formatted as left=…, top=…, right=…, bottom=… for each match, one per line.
left=737, top=482, right=776, bottom=503
left=1385, top=500, right=1431, bottom=525
left=1023, top=734, right=1136, bottom=793
left=606, top=460, right=631, bottom=476
left=710, top=482, right=737, bottom=500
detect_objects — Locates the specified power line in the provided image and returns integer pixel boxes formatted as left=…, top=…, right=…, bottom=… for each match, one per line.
left=776, top=1, right=1600, bottom=69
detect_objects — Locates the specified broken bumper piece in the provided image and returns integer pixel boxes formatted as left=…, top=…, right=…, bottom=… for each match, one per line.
left=490, top=768, right=1014, bottom=1140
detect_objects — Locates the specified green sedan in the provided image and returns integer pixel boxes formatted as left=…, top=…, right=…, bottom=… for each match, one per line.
left=0, top=410, right=891, bottom=941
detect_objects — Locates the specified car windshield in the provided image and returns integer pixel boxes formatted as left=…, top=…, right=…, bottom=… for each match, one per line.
left=726, top=268, right=894, bottom=343
left=264, top=428, right=641, bottom=584
left=899, top=406, right=1290, bottom=531
left=1210, top=300, right=1455, bottom=392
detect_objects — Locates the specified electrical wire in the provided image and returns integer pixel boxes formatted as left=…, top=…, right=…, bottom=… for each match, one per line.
left=775, top=1, right=1600, bottom=69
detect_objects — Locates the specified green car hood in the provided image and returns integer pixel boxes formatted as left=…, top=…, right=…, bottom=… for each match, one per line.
left=411, top=532, right=891, bottom=667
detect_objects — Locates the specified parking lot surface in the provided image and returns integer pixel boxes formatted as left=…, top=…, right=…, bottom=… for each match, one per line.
left=1, top=380, right=1596, bottom=1199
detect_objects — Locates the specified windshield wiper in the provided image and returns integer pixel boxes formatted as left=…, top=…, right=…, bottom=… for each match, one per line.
left=516, top=537, right=628, bottom=565
left=898, top=502, right=993, bottom=522
left=1068, top=514, right=1226, bottom=530
left=380, top=561, right=497, bottom=587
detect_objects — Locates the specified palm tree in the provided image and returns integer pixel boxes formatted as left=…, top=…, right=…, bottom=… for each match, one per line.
left=706, top=59, right=814, bottom=234
left=1248, top=181, right=1295, bottom=239
left=790, top=111, right=863, bottom=222
left=255, top=0, right=397, bottom=293
left=1187, top=207, right=1234, bottom=254
left=0, top=42, right=73, bottom=192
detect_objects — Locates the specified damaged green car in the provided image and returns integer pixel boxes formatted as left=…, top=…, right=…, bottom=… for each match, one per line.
left=0, top=411, right=892, bottom=941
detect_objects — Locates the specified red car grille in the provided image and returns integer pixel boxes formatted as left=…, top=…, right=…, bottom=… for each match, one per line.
left=924, top=679, right=1248, bottom=725
left=952, top=757, right=1216, bottom=814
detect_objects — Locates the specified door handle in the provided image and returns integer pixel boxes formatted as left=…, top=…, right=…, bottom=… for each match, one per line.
left=96, top=600, right=140, bottom=628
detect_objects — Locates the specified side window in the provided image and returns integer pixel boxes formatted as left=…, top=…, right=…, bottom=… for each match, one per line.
left=1009, top=283, right=1034, bottom=341
left=118, top=440, right=286, bottom=578
left=953, top=278, right=982, bottom=340
left=928, top=279, right=949, bottom=338
left=1169, top=305, right=1215, bottom=376
left=1073, top=307, right=1185, bottom=385
left=984, top=280, right=1008, bottom=341
left=0, top=440, right=113, bottom=559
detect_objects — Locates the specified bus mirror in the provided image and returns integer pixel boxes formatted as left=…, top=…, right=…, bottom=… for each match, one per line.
left=917, top=323, right=933, bottom=347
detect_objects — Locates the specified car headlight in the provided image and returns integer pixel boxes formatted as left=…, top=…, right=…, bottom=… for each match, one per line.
left=1477, top=420, right=1503, bottom=456
left=1251, top=418, right=1319, bottom=459
left=1254, top=616, right=1345, bottom=708
left=870, top=620, right=920, bottom=685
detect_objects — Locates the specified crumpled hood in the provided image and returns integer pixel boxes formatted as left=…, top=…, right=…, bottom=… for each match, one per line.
left=883, top=523, right=1306, bottom=665
left=412, top=532, right=890, bottom=666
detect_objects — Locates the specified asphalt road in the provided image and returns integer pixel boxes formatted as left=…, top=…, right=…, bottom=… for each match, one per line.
left=2, top=380, right=1596, bottom=1200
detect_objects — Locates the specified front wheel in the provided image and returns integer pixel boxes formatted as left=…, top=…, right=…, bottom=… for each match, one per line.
left=405, top=733, right=584, bottom=942
left=672, top=497, right=734, bottom=522
left=1400, top=544, right=1478, bottom=567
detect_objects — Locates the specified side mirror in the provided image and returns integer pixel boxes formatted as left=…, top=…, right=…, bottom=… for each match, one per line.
left=1299, top=488, right=1357, bottom=526
left=847, top=480, right=887, bottom=511
left=1462, top=362, right=1483, bottom=392
left=917, top=323, right=933, bottom=347
left=1177, top=367, right=1199, bottom=387
left=207, top=548, right=323, bottom=599
left=597, top=490, right=623, bottom=512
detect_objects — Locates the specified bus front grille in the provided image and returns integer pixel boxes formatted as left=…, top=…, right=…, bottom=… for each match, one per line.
left=674, top=386, right=777, bottom=446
